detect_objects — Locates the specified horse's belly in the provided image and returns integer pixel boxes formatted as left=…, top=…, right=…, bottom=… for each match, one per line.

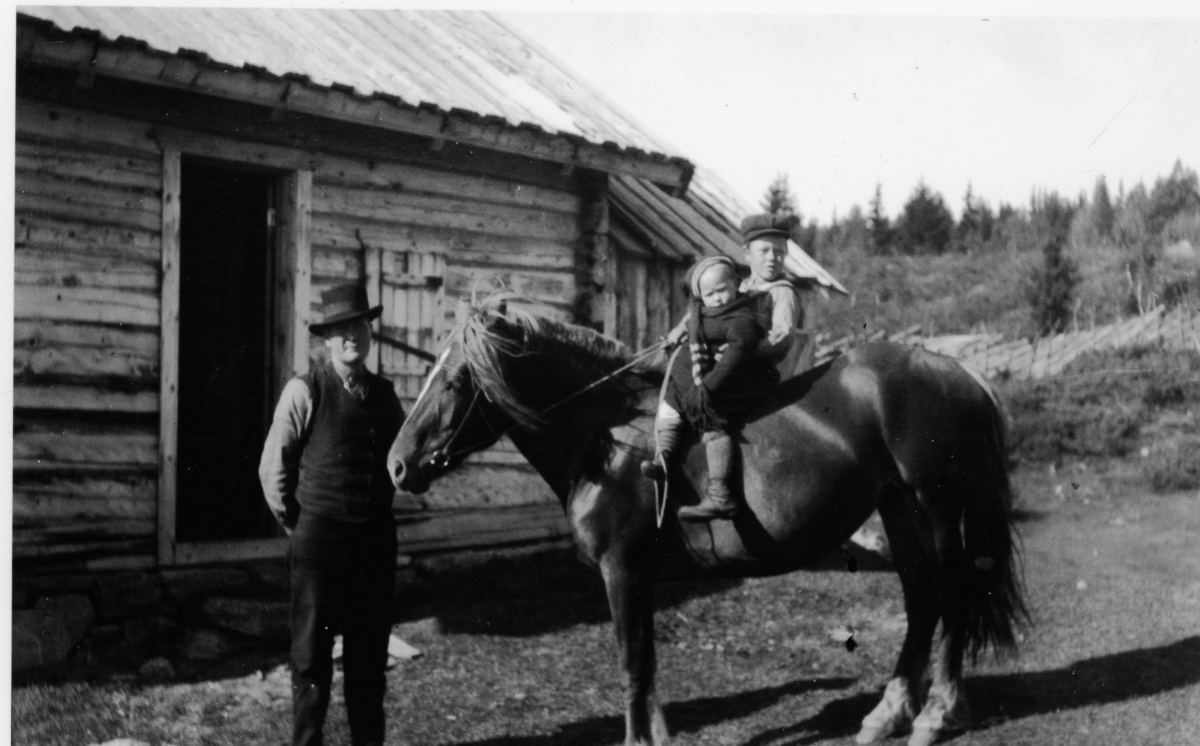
left=674, top=504, right=872, bottom=575
left=671, top=431, right=886, bottom=574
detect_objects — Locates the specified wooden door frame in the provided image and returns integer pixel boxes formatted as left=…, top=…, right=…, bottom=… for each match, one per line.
left=157, top=146, right=311, bottom=565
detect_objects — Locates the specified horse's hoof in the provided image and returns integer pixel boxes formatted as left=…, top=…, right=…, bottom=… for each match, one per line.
left=856, top=709, right=910, bottom=744
left=856, top=677, right=917, bottom=743
left=907, top=725, right=937, bottom=746
left=908, top=689, right=967, bottom=746
left=855, top=721, right=895, bottom=744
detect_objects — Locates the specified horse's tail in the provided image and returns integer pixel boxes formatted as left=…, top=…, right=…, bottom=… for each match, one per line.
left=961, top=366, right=1029, bottom=661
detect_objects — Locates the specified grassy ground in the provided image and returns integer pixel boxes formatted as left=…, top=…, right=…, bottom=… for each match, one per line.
left=1002, top=346, right=1200, bottom=491
left=12, top=462, right=1200, bottom=746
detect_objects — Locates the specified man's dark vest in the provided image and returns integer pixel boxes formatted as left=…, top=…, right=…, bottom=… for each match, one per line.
left=295, top=362, right=404, bottom=522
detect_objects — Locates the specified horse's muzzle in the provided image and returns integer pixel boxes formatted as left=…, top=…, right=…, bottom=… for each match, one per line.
left=391, top=455, right=427, bottom=495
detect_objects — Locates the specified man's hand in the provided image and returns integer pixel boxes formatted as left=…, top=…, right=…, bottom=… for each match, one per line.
left=767, top=327, right=789, bottom=345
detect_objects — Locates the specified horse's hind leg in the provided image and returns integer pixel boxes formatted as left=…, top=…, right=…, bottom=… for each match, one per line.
left=908, top=491, right=973, bottom=746
left=855, top=487, right=937, bottom=745
left=601, top=553, right=669, bottom=746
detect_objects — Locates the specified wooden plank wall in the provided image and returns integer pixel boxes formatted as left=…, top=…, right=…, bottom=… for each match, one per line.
left=307, top=160, right=583, bottom=364
left=14, top=99, right=164, bottom=567
left=13, top=95, right=585, bottom=568
left=609, top=218, right=690, bottom=352
left=306, top=156, right=583, bottom=477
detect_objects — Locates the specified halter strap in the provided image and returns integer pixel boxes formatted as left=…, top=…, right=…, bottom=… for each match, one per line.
left=426, top=338, right=667, bottom=468
left=427, top=387, right=485, bottom=470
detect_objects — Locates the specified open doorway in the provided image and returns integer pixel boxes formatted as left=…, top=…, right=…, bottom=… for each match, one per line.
left=176, top=157, right=279, bottom=541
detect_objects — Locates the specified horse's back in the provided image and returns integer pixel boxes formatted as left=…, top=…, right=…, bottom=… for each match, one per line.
left=849, top=343, right=1006, bottom=488
left=671, top=342, right=1002, bottom=572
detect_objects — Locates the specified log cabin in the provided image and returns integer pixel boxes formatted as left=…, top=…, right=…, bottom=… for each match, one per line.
left=13, top=8, right=846, bottom=583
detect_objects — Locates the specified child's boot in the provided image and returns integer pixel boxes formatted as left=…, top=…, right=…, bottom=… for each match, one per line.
left=678, top=431, right=738, bottom=521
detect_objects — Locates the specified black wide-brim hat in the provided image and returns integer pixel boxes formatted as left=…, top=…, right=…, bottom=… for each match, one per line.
left=309, top=283, right=383, bottom=336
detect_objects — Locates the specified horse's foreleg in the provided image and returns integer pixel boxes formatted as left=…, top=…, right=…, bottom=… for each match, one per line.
left=856, top=489, right=938, bottom=745
left=601, top=554, right=668, bottom=746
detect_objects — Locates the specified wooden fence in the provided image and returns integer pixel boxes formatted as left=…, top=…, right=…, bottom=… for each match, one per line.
left=814, top=304, right=1200, bottom=380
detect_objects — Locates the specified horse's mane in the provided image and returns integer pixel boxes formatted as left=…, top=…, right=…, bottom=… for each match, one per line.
left=451, top=292, right=643, bottom=429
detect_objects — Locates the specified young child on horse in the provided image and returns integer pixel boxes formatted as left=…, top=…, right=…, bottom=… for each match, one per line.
left=641, top=254, right=778, bottom=521
left=642, top=214, right=803, bottom=522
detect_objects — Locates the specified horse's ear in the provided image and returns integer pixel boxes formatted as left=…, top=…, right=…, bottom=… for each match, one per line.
left=496, top=299, right=507, bottom=316
left=454, top=299, right=471, bottom=325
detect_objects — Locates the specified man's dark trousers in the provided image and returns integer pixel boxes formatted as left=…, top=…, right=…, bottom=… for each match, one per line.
left=290, top=510, right=397, bottom=746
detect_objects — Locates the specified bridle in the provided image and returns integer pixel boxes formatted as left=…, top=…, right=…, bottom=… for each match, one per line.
left=423, top=338, right=667, bottom=472
left=425, top=386, right=491, bottom=471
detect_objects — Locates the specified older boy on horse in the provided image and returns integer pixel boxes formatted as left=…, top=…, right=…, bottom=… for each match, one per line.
left=642, top=214, right=803, bottom=521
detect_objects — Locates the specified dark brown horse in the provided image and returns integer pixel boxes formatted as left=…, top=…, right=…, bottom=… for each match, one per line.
left=388, top=295, right=1026, bottom=746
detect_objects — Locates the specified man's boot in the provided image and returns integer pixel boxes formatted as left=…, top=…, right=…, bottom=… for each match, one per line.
left=678, top=431, right=738, bottom=522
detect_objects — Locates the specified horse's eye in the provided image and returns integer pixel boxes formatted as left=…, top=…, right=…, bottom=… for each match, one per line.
left=446, top=375, right=463, bottom=391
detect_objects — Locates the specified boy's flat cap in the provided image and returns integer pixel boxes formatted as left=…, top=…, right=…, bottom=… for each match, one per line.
left=740, top=213, right=795, bottom=243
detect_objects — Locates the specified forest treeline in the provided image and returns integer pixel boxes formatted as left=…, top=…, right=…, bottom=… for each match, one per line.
left=762, top=161, right=1200, bottom=341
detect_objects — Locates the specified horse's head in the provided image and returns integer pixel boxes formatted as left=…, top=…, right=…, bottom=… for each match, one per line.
left=388, top=294, right=537, bottom=494
left=389, top=291, right=641, bottom=494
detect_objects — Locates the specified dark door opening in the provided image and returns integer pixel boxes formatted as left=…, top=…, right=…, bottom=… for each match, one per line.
left=177, top=157, right=278, bottom=541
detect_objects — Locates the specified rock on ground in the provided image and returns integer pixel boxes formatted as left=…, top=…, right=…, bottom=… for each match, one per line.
left=12, top=594, right=95, bottom=670
left=138, top=655, right=176, bottom=681
left=201, top=596, right=290, bottom=641
left=177, top=626, right=243, bottom=661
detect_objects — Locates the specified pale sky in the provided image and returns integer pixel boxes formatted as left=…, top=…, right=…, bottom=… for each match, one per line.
left=9, top=1, right=1197, bottom=222
left=502, top=9, right=1200, bottom=223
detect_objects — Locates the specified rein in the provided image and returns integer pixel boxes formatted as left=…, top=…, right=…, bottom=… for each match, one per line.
left=426, top=338, right=667, bottom=469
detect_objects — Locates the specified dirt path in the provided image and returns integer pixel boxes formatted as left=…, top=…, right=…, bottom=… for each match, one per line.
left=12, top=466, right=1200, bottom=746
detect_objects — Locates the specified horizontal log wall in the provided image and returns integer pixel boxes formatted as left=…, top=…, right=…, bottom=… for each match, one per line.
left=15, top=95, right=576, bottom=570
left=308, top=151, right=581, bottom=475
left=14, top=99, right=164, bottom=565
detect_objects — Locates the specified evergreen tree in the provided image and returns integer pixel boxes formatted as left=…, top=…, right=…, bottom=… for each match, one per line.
left=796, top=218, right=819, bottom=258
left=1091, top=175, right=1115, bottom=239
left=1029, top=189, right=1076, bottom=243
left=761, top=173, right=799, bottom=220
left=1028, top=232, right=1080, bottom=336
left=954, top=184, right=995, bottom=252
left=896, top=181, right=954, bottom=255
left=1147, top=160, right=1200, bottom=235
left=868, top=184, right=893, bottom=255
left=844, top=204, right=868, bottom=249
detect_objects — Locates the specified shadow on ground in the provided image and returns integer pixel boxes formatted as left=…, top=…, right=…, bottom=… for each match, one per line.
left=447, top=676, right=855, bottom=746
left=966, top=635, right=1200, bottom=731
left=413, top=543, right=889, bottom=638
left=446, top=635, right=1200, bottom=746
left=409, top=548, right=743, bottom=637
left=741, top=635, right=1200, bottom=745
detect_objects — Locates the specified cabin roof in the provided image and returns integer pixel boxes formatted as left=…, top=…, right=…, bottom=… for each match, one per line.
left=15, top=8, right=690, bottom=189
left=19, top=8, right=663, bottom=157
left=16, top=6, right=847, bottom=294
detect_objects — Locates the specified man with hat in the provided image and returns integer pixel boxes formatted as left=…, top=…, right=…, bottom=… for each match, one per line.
left=259, top=282, right=404, bottom=746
